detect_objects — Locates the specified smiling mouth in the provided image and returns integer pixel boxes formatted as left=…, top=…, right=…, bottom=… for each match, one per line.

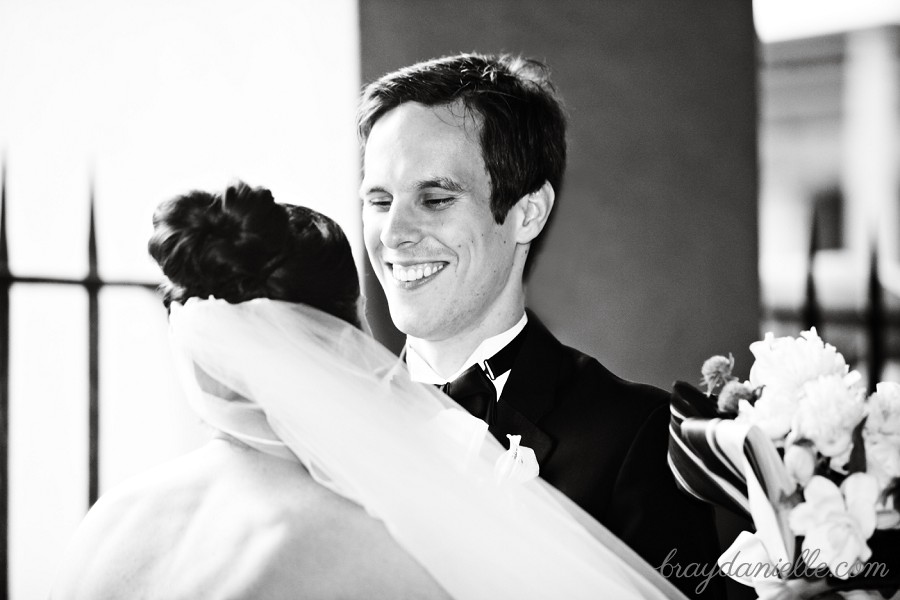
left=389, top=261, right=447, bottom=283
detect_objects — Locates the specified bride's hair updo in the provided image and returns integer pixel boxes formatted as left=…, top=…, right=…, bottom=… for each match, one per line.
left=148, top=181, right=361, bottom=327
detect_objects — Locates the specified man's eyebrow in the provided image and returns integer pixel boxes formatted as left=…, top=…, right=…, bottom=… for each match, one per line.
left=359, top=184, right=389, bottom=197
left=414, top=177, right=465, bottom=193
left=359, top=178, right=465, bottom=197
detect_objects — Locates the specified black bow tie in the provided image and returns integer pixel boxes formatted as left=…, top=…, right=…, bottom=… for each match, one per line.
left=438, top=323, right=528, bottom=425
left=440, top=364, right=497, bottom=424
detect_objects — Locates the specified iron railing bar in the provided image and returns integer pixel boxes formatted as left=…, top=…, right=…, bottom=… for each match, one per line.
left=802, top=206, right=822, bottom=332
left=0, top=276, right=158, bottom=289
left=867, top=246, right=885, bottom=393
left=1, top=157, right=10, bottom=600
left=764, top=307, right=900, bottom=326
left=87, top=183, right=100, bottom=506
left=0, top=161, right=7, bottom=278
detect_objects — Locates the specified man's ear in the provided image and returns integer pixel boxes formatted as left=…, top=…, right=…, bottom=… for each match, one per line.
left=513, top=181, right=555, bottom=244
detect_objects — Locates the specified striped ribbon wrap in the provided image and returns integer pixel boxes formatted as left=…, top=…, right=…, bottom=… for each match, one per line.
left=668, top=381, right=796, bottom=566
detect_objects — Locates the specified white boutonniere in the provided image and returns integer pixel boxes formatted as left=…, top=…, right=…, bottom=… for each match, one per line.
left=494, top=434, right=539, bottom=484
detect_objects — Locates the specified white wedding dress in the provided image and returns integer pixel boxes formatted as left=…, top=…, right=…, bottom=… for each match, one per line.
left=169, top=297, right=686, bottom=600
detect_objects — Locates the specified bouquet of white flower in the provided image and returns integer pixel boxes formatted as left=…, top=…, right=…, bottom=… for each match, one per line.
left=668, top=328, right=900, bottom=599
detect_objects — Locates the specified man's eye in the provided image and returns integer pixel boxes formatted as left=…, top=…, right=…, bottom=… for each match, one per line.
left=423, top=197, right=454, bottom=208
left=367, top=197, right=392, bottom=210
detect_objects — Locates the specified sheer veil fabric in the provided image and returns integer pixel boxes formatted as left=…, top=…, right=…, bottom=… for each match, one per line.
left=169, top=298, right=685, bottom=600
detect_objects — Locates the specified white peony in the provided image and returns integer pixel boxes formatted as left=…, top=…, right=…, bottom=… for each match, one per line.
left=783, top=443, right=817, bottom=487
left=865, top=382, right=900, bottom=440
left=864, top=382, right=900, bottom=488
left=736, top=395, right=794, bottom=440
left=791, top=374, right=866, bottom=457
left=749, top=329, right=860, bottom=417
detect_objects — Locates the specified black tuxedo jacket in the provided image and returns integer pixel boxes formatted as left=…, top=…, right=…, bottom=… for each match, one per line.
left=489, top=311, right=723, bottom=599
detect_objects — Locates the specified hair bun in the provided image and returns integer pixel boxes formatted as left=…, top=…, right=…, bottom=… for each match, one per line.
left=149, top=181, right=290, bottom=305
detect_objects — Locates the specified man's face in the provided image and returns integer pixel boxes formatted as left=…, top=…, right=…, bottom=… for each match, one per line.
left=360, top=102, right=520, bottom=342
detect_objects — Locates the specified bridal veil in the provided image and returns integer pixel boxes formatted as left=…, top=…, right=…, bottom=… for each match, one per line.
left=168, top=297, right=686, bottom=600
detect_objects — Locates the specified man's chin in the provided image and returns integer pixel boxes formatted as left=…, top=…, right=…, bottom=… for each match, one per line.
left=387, top=308, right=444, bottom=340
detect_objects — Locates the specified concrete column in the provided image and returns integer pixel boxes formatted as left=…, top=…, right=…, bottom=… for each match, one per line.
left=843, top=26, right=900, bottom=262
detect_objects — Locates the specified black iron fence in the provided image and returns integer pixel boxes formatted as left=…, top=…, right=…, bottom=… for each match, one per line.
left=0, top=160, right=156, bottom=600
left=766, top=216, right=898, bottom=394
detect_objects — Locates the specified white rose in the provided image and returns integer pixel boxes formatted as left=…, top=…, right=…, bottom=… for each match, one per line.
left=789, top=474, right=878, bottom=580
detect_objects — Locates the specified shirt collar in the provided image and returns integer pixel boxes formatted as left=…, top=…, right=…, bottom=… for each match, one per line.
left=406, top=313, right=528, bottom=385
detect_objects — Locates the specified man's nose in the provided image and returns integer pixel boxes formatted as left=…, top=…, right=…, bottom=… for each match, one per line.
left=380, top=200, right=423, bottom=249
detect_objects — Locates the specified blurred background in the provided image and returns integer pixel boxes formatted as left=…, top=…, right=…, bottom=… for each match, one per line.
left=1, top=0, right=899, bottom=598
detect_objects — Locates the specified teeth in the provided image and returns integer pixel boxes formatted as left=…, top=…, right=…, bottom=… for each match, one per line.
left=391, top=262, right=445, bottom=282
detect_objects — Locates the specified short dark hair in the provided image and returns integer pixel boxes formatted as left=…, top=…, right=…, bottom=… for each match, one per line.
left=148, top=181, right=361, bottom=327
left=357, top=53, right=567, bottom=272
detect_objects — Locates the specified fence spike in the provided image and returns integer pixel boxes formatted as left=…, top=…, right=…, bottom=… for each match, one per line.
left=867, top=245, right=885, bottom=394
left=802, top=206, right=821, bottom=332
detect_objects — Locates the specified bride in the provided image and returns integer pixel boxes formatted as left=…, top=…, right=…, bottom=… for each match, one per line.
left=51, top=182, right=686, bottom=599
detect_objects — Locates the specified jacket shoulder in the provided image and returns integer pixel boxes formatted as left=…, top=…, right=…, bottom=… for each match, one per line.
left=555, top=339, right=671, bottom=419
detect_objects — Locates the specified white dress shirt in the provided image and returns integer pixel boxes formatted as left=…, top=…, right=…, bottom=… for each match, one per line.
left=406, top=312, right=528, bottom=400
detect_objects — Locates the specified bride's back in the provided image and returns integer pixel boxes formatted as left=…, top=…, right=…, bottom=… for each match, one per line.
left=52, top=438, right=449, bottom=600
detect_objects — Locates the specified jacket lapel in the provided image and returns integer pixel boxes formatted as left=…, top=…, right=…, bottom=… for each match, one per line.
left=491, top=310, right=561, bottom=465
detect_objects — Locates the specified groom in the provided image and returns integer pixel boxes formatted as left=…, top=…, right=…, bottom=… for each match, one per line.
left=358, top=53, right=722, bottom=598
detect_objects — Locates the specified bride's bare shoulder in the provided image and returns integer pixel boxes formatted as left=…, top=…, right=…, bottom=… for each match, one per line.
left=50, top=440, right=245, bottom=599
left=51, top=439, right=449, bottom=600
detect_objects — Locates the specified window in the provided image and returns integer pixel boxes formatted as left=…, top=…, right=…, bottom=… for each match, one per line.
left=0, top=2, right=360, bottom=597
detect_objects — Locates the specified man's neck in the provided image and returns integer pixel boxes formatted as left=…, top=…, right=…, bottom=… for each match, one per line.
left=408, top=307, right=526, bottom=380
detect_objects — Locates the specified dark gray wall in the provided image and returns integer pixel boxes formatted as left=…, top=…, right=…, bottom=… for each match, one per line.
left=359, top=0, right=760, bottom=389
